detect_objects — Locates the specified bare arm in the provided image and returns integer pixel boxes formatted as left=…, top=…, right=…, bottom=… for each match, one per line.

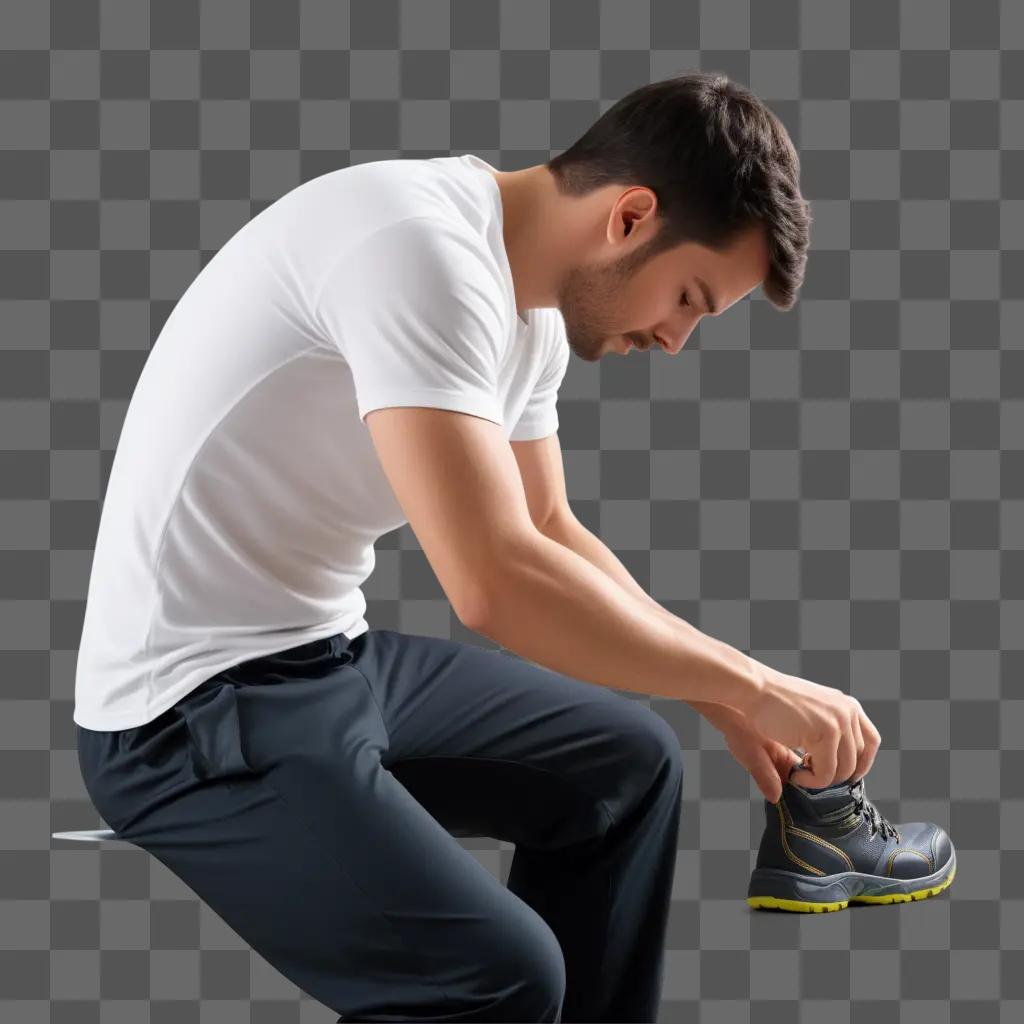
left=361, top=402, right=759, bottom=708
left=531, top=511, right=763, bottom=730
left=499, top=510, right=881, bottom=786
left=474, top=517, right=768, bottom=711
left=362, top=404, right=876, bottom=788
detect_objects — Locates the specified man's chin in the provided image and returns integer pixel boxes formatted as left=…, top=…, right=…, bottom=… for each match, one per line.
left=570, top=344, right=603, bottom=363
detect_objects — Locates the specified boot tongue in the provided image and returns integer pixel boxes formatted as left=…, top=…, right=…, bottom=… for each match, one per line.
left=791, top=780, right=857, bottom=819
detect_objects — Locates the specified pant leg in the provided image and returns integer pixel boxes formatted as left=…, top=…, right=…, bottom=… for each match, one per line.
left=358, top=628, right=685, bottom=1024
left=76, top=632, right=566, bottom=1023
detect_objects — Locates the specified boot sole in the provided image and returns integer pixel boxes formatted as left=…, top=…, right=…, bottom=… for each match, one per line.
left=747, top=848, right=956, bottom=913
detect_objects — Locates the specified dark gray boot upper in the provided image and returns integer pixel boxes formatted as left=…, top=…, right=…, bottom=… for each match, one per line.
left=754, top=777, right=952, bottom=880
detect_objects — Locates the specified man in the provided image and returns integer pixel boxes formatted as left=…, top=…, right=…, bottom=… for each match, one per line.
left=75, top=71, right=931, bottom=1023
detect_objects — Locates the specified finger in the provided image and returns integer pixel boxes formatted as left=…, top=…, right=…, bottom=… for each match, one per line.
left=855, top=707, right=882, bottom=780
left=799, top=731, right=839, bottom=789
left=848, top=709, right=867, bottom=783
left=835, top=716, right=859, bottom=784
left=767, top=744, right=800, bottom=796
left=787, top=748, right=811, bottom=785
left=771, top=743, right=804, bottom=782
left=750, top=745, right=784, bottom=803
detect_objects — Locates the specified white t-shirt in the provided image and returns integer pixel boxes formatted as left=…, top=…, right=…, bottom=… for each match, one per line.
left=73, top=153, right=570, bottom=731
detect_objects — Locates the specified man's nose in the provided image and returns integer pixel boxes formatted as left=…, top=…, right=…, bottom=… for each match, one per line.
left=659, top=327, right=692, bottom=355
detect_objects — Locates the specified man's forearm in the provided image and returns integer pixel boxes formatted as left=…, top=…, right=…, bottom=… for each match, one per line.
left=476, top=512, right=767, bottom=710
left=537, top=512, right=760, bottom=729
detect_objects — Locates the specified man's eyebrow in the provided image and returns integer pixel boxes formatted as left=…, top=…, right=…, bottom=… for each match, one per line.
left=694, top=276, right=718, bottom=315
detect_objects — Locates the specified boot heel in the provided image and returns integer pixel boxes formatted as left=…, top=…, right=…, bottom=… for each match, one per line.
left=747, top=868, right=850, bottom=913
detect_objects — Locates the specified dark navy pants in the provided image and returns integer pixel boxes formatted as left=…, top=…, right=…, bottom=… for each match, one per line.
left=76, top=628, right=684, bottom=1022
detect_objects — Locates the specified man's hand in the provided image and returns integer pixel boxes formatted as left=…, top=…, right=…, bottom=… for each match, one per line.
left=740, top=668, right=881, bottom=789
left=696, top=702, right=804, bottom=803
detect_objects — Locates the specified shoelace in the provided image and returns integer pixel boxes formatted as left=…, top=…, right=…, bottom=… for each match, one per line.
left=850, top=778, right=899, bottom=842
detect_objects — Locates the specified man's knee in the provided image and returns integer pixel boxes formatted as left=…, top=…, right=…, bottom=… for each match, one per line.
left=477, top=912, right=566, bottom=1022
left=624, top=703, right=685, bottom=791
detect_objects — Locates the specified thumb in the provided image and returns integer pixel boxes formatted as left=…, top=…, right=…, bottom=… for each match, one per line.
left=749, top=746, right=784, bottom=804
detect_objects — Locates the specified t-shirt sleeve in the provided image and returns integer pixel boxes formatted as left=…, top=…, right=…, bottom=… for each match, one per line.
left=509, top=313, right=570, bottom=441
left=312, top=216, right=507, bottom=428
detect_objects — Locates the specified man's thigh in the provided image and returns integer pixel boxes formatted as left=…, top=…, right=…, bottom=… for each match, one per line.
left=352, top=628, right=684, bottom=849
left=78, top=642, right=567, bottom=1021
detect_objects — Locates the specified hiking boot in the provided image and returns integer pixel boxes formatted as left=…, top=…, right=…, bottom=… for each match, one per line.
left=747, top=776, right=956, bottom=913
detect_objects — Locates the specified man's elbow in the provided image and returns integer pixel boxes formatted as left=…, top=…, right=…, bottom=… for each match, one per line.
left=457, top=569, right=503, bottom=634
left=458, top=599, right=488, bottom=634
left=457, top=530, right=543, bottom=635
left=444, top=562, right=500, bottom=634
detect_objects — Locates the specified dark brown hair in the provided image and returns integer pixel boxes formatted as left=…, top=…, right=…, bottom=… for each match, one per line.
left=545, top=69, right=813, bottom=311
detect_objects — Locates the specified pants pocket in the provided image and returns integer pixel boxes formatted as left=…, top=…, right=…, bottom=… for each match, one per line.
left=177, top=682, right=259, bottom=783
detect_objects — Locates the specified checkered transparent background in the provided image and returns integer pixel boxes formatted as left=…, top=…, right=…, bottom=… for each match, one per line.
left=1, top=0, right=1022, bottom=1021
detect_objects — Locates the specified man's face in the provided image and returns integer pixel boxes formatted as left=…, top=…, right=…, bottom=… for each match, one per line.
left=555, top=220, right=771, bottom=363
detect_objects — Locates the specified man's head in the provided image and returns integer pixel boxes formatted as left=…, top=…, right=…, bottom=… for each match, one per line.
left=534, top=70, right=813, bottom=362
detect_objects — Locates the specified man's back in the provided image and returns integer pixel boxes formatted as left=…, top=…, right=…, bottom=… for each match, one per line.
left=73, top=154, right=569, bottom=731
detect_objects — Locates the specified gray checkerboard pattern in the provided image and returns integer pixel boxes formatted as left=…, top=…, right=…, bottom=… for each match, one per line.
left=1, top=0, right=1021, bottom=1020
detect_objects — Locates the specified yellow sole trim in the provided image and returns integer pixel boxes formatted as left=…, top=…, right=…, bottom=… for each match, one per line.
left=747, top=862, right=956, bottom=913
left=748, top=895, right=848, bottom=913
left=853, top=863, right=956, bottom=904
